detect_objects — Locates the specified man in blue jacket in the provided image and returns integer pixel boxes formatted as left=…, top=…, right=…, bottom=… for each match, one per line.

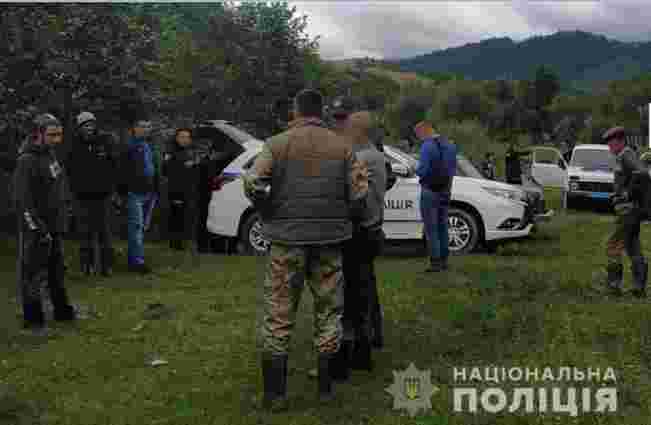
left=415, top=121, right=457, bottom=272
left=118, top=117, right=154, bottom=274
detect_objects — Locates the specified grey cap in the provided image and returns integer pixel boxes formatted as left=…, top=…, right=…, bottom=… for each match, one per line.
left=76, top=111, right=96, bottom=128
left=33, top=113, right=61, bottom=130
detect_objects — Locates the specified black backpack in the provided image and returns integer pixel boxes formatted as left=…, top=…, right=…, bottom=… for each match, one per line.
left=422, top=137, right=456, bottom=192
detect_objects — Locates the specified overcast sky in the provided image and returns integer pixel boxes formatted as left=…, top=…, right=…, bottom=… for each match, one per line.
left=288, top=1, right=651, bottom=60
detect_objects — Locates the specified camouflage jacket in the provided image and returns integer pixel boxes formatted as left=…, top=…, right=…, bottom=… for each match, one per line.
left=243, top=117, right=368, bottom=245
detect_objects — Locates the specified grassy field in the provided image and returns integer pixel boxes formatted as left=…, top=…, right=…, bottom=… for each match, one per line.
left=2, top=190, right=651, bottom=425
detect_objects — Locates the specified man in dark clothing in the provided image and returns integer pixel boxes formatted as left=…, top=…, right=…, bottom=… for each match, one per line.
left=603, top=126, right=648, bottom=298
left=162, top=127, right=201, bottom=253
left=13, top=113, right=76, bottom=335
left=117, top=117, right=154, bottom=274
left=67, top=112, right=118, bottom=276
left=481, top=152, right=496, bottom=180
left=505, top=144, right=527, bottom=184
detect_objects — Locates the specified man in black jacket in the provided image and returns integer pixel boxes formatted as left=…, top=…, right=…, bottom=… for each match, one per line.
left=67, top=112, right=118, bottom=276
left=13, top=113, right=76, bottom=335
left=162, top=127, right=202, bottom=252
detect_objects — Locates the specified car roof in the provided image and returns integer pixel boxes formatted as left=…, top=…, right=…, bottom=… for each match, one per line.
left=574, top=144, right=609, bottom=150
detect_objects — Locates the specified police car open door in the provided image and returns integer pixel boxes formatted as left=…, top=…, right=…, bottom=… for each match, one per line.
left=531, top=146, right=569, bottom=190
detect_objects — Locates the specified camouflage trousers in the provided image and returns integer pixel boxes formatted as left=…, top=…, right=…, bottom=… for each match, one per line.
left=261, top=243, right=344, bottom=355
left=606, top=206, right=643, bottom=267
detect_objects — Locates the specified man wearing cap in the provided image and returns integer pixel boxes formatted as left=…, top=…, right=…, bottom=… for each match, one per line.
left=603, top=126, right=648, bottom=297
left=13, top=113, right=76, bottom=335
left=67, top=112, right=118, bottom=276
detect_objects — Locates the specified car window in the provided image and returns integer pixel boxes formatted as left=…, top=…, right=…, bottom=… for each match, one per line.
left=570, top=149, right=615, bottom=170
left=457, top=155, right=484, bottom=179
left=220, top=124, right=258, bottom=145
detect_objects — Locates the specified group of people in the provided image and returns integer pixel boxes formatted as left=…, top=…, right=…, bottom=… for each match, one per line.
left=13, top=111, right=207, bottom=335
left=243, top=88, right=457, bottom=410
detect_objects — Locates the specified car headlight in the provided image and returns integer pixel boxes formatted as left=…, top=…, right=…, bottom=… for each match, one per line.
left=482, top=187, right=525, bottom=202
left=570, top=182, right=579, bottom=191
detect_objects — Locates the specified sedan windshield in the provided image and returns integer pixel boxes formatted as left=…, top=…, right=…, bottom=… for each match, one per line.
left=570, top=149, right=615, bottom=171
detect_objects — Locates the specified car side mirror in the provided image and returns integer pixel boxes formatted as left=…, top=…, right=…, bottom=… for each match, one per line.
left=391, top=163, right=410, bottom=178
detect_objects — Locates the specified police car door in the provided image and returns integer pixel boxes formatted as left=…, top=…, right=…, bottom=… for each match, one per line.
left=531, top=146, right=568, bottom=190
left=383, top=148, right=421, bottom=239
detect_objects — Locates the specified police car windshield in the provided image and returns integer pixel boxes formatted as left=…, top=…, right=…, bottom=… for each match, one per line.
left=386, top=146, right=418, bottom=170
left=457, top=155, right=484, bottom=179
left=570, top=149, right=615, bottom=171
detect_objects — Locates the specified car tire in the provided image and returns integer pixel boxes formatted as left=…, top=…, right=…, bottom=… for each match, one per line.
left=239, top=212, right=270, bottom=256
left=447, top=207, right=480, bottom=255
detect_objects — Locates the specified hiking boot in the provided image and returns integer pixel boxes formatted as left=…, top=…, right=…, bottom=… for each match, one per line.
left=317, top=353, right=335, bottom=403
left=261, top=353, right=288, bottom=412
left=606, top=263, right=623, bottom=296
left=441, top=256, right=449, bottom=271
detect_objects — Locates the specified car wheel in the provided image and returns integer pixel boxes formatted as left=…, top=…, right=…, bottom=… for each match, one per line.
left=239, top=212, right=270, bottom=256
left=448, top=207, right=480, bottom=255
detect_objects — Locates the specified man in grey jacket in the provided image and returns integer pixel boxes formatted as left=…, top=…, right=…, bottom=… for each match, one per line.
left=340, top=111, right=387, bottom=374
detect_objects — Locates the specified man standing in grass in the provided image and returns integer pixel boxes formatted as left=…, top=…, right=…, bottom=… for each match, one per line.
left=244, top=89, right=368, bottom=411
left=13, top=113, right=76, bottom=335
left=117, top=116, right=154, bottom=274
left=603, top=126, right=647, bottom=298
left=415, top=120, right=456, bottom=272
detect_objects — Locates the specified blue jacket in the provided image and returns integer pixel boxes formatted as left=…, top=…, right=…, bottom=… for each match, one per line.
left=118, top=137, right=155, bottom=194
left=416, top=136, right=457, bottom=193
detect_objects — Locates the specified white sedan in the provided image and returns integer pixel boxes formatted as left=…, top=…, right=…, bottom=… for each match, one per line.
left=203, top=120, right=553, bottom=255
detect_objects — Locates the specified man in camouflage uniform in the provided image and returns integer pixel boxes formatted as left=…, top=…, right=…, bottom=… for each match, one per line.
left=604, top=126, right=647, bottom=298
left=13, top=114, right=76, bottom=335
left=243, top=89, right=368, bottom=411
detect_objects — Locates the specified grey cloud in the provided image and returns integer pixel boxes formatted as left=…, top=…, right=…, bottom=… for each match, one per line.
left=291, top=1, right=651, bottom=60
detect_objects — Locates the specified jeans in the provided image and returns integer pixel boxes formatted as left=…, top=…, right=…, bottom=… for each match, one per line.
left=127, top=192, right=150, bottom=265
left=420, top=188, right=450, bottom=259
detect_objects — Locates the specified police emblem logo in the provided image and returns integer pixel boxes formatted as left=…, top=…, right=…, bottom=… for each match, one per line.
left=404, top=376, right=421, bottom=400
left=386, top=363, right=439, bottom=417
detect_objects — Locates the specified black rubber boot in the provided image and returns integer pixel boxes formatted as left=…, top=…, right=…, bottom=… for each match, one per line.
left=351, top=336, right=373, bottom=371
left=262, top=353, right=288, bottom=412
left=606, top=263, right=624, bottom=296
left=330, top=340, right=352, bottom=382
left=53, top=304, right=76, bottom=322
left=632, top=258, right=647, bottom=299
left=318, top=353, right=335, bottom=402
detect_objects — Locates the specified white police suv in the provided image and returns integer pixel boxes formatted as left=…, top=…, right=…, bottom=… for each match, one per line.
left=203, top=120, right=553, bottom=255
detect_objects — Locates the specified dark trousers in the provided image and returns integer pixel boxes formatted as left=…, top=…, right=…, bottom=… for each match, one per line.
left=17, top=231, right=73, bottom=327
left=74, top=197, right=113, bottom=272
left=342, top=227, right=384, bottom=344
left=168, top=196, right=198, bottom=251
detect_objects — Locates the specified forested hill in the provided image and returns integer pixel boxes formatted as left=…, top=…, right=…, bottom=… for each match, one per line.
left=397, top=31, right=651, bottom=89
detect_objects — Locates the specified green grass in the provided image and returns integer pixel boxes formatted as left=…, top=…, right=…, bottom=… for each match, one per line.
left=2, top=191, right=651, bottom=424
